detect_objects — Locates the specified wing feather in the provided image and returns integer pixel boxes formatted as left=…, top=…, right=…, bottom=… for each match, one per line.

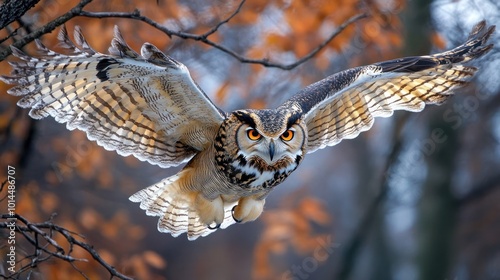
left=2, top=25, right=226, bottom=168
left=130, top=172, right=238, bottom=240
left=281, top=21, right=494, bottom=153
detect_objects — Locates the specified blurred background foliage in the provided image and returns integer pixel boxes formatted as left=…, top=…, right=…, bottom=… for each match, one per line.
left=0, top=0, right=499, bottom=279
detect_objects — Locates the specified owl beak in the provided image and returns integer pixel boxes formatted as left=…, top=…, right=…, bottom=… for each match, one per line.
left=268, top=141, right=276, bottom=161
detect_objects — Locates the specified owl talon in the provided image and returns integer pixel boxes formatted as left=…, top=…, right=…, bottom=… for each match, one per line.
left=194, top=193, right=225, bottom=230
left=207, top=223, right=221, bottom=230
left=231, top=205, right=242, bottom=223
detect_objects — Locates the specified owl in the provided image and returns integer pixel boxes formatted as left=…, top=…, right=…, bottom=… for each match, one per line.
left=1, top=21, right=494, bottom=240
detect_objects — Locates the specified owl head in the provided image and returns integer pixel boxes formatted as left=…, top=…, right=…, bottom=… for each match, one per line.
left=214, top=109, right=307, bottom=189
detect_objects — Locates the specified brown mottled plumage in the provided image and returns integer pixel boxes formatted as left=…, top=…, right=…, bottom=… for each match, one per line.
left=1, top=21, right=495, bottom=240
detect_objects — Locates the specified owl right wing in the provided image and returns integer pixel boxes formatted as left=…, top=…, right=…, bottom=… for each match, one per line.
left=281, top=21, right=494, bottom=153
left=1, top=26, right=225, bottom=168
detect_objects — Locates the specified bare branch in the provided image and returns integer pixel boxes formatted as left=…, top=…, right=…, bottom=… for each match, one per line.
left=78, top=9, right=366, bottom=70
left=200, top=0, right=247, bottom=38
left=0, top=0, right=41, bottom=30
left=0, top=214, right=133, bottom=280
left=273, top=13, right=368, bottom=70
left=1, top=0, right=365, bottom=70
left=0, top=0, right=93, bottom=62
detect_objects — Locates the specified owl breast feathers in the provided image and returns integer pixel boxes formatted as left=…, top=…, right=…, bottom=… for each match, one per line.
left=1, top=21, right=495, bottom=240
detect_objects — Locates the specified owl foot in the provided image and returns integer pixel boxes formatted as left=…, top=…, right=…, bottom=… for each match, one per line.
left=232, top=196, right=265, bottom=223
left=194, top=193, right=224, bottom=229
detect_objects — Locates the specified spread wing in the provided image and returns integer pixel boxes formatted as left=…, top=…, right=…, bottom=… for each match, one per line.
left=1, top=26, right=225, bottom=168
left=280, top=21, right=495, bottom=153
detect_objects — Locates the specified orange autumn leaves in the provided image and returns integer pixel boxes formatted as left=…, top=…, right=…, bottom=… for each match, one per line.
left=245, top=0, right=405, bottom=66
left=253, top=191, right=333, bottom=279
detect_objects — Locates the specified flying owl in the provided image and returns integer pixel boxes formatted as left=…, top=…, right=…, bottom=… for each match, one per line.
left=1, top=21, right=494, bottom=240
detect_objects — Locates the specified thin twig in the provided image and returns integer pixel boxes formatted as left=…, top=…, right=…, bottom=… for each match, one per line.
left=0, top=0, right=94, bottom=61
left=201, top=0, right=247, bottom=38
left=278, top=13, right=367, bottom=70
left=1, top=0, right=365, bottom=70
left=0, top=213, right=133, bottom=280
left=78, top=10, right=366, bottom=70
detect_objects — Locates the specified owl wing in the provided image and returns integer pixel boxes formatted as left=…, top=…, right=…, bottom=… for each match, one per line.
left=281, top=21, right=495, bottom=153
left=1, top=26, right=225, bottom=168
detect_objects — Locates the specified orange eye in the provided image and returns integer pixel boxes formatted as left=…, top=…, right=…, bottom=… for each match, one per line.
left=247, top=129, right=261, bottom=141
left=281, top=130, right=294, bottom=141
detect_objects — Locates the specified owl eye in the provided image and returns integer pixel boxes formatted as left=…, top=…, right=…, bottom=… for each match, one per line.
left=280, top=130, right=294, bottom=141
left=247, top=129, right=262, bottom=141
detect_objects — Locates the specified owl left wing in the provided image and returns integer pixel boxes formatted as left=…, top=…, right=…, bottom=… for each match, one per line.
left=1, top=26, right=225, bottom=168
left=281, top=21, right=494, bottom=153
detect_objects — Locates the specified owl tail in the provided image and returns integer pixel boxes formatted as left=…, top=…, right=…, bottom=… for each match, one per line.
left=129, top=172, right=236, bottom=240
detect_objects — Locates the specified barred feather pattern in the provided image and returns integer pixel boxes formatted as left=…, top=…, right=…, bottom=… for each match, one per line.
left=1, top=25, right=225, bottom=168
left=282, top=21, right=495, bottom=153
left=302, top=65, right=476, bottom=152
left=129, top=173, right=237, bottom=240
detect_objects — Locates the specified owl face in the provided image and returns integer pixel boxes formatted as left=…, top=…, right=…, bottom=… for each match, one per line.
left=215, top=109, right=306, bottom=190
left=235, top=122, right=304, bottom=165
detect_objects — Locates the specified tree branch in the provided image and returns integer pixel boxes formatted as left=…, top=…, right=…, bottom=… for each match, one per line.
left=0, top=0, right=41, bottom=30
left=200, top=0, right=247, bottom=38
left=1, top=0, right=365, bottom=70
left=79, top=9, right=366, bottom=70
left=0, top=0, right=93, bottom=62
left=0, top=214, right=133, bottom=280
